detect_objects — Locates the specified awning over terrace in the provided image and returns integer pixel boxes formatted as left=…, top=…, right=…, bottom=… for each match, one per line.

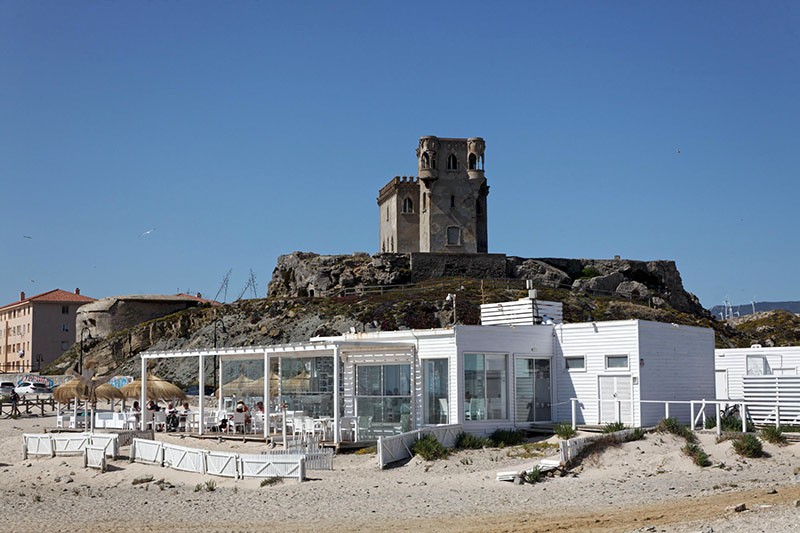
left=139, top=339, right=417, bottom=444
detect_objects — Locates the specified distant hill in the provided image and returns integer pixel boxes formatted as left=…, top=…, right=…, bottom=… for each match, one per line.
left=710, top=301, right=800, bottom=318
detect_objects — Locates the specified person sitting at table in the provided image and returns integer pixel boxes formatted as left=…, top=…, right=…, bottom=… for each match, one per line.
left=146, top=400, right=160, bottom=412
left=235, top=400, right=251, bottom=430
left=255, top=401, right=265, bottom=413
left=165, top=402, right=178, bottom=431
left=176, top=402, right=191, bottom=431
left=129, top=401, right=141, bottom=425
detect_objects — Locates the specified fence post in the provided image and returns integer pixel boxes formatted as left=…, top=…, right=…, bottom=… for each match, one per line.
left=741, top=403, right=747, bottom=433
left=665, top=402, right=669, bottom=420
left=701, top=400, right=706, bottom=428
left=571, top=399, right=577, bottom=430
left=715, top=403, right=721, bottom=436
left=690, top=402, right=695, bottom=431
left=615, top=400, right=621, bottom=423
left=775, top=403, right=780, bottom=428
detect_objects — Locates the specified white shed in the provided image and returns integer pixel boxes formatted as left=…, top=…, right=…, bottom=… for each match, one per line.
left=554, top=320, right=715, bottom=427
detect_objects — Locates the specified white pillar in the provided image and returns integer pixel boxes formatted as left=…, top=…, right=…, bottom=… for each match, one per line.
left=665, top=402, right=669, bottom=419
left=140, top=358, right=147, bottom=431
left=741, top=403, right=747, bottom=433
left=264, top=352, right=270, bottom=439
left=571, top=398, right=577, bottom=430
left=333, top=345, right=340, bottom=445
left=690, top=401, right=695, bottom=431
left=775, top=403, right=780, bottom=428
left=715, top=402, right=721, bottom=436
left=217, top=354, right=223, bottom=411
left=198, top=354, right=205, bottom=436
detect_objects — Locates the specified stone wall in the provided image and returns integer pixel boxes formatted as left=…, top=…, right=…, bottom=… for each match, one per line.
left=77, top=295, right=212, bottom=341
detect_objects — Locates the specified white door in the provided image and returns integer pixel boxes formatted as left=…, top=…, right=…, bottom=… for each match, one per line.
left=715, top=370, right=729, bottom=400
left=598, top=375, right=632, bottom=424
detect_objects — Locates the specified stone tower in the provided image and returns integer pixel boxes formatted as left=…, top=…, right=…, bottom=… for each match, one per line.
left=378, top=136, right=489, bottom=254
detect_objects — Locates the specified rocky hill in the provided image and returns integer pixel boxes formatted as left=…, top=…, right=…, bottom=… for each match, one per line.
left=45, top=278, right=756, bottom=387
left=725, top=310, right=800, bottom=347
left=268, top=252, right=708, bottom=317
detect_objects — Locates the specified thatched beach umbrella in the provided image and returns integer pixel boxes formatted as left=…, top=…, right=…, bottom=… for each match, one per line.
left=53, top=379, right=88, bottom=403
left=95, top=383, right=125, bottom=401
left=120, top=373, right=187, bottom=401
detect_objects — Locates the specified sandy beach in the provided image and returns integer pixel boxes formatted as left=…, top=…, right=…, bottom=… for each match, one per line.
left=2, top=412, right=799, bottom=532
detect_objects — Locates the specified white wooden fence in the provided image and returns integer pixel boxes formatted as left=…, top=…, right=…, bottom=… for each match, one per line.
left=239, top=453, right=306, bottom=481
left=22, top=433, right=119, bottom=459
left=163, top=443, right=206, bottom=474
left=377, top=424, right=463, bottom=469
left=205, top=451, right=239, bottom=478
left=83, top=445, right=107, bottom=472
left=131, top=438, right=164, bottom=465
left=22, top=434, right=54, bottom=458
left=130, top=438, right=307, bottom=481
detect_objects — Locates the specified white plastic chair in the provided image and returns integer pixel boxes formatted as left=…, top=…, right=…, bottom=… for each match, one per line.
left=153, top=411, right=167, bottom=431
left=303, top=417, right=324, bottom=442
left=232, top=411, right=246, bottom=434
left=339, top=417, right=356, bottom=442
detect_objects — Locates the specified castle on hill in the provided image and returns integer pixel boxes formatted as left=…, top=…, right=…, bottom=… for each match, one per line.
left=377, top=136, right=489, bottom=254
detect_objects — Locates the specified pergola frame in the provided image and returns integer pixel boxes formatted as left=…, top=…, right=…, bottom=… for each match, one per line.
left=140, top=340, right=416, bottom=444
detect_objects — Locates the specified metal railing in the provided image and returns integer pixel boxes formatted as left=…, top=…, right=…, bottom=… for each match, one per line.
left=567, top=397, right=800, bottom=435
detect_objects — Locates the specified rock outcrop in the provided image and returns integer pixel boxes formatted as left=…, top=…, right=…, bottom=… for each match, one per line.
left=268, top=252, right=707, bottom=317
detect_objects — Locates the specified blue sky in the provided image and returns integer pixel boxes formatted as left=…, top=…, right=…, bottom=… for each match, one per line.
left=1, top=2, right=798, bottom=308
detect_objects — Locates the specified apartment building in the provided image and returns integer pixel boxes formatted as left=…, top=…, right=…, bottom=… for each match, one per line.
left=0, top=289, right=95, bottom=373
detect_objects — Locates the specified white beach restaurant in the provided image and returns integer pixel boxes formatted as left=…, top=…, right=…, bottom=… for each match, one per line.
left=139, top=298, right=716, bottom=442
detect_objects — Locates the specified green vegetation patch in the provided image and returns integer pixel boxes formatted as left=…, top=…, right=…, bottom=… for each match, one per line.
left=732, top=434, right=763, bottom=458
left=554, top=421, right=577, bottom=440
left=410, top=434, right=449, bottom=461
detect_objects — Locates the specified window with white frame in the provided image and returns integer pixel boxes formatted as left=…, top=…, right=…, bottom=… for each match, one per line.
left=605, top=355, right=629, bottom=370
left=564, top=356, right=585, bottom=370
left=464, top=353, right=507, bottom=420
left=746, top=355, right=769, bottom=376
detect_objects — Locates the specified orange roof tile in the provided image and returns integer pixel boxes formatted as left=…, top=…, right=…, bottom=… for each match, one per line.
left=0, top=289, right=96, bottom=310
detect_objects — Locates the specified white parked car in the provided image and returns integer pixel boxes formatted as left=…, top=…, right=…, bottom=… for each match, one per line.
left=15, top=382, right=52, bottom=395
left=0, top=381, right=15, bottom=397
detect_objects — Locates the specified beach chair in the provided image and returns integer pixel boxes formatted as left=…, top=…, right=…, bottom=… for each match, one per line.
left=153, top=411, right=167, bottom=432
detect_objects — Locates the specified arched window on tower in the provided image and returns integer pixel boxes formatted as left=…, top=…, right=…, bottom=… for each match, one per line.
left=421, top=152, right=430, bottom=169
left=447, top=154, right=458, bottom=170
left=450, top=195, right=456, bottom=208
left=403, top=197, right=414, bottom=213
left=468, top=153, right=477, bottom=170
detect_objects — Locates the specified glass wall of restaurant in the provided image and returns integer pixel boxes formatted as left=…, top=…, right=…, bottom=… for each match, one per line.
left=355, top=364, right=412, bottom=439
left=279, top=356, right=340, bottom=418
left=219, top=359, right=269, bottom=412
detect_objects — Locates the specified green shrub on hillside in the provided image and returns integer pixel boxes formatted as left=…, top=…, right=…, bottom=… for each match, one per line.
left=554, top=421, right=577, bottom=440
left=455, top=432, right=491, bottom=450
left=759, top=426, right=788, bottom=446
left=578, top=266, right=602, bottom=279
left=490, top=429, right=525, bottom=447
left=732, top=434, right=763, bottom=458
left=656, top=417, right=696, bottom=442
left=602, top=422, right=626, bottom=434
left=410, top=434, right=449, bottom=461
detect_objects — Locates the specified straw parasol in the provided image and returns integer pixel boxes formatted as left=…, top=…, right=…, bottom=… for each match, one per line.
left=53, top=379, right=88, bottom=403
left=54, top=378, right=125, bottom=403
left=120, top=373, right=187, bottom=401
left=283, top=370, right=310, bottom=391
